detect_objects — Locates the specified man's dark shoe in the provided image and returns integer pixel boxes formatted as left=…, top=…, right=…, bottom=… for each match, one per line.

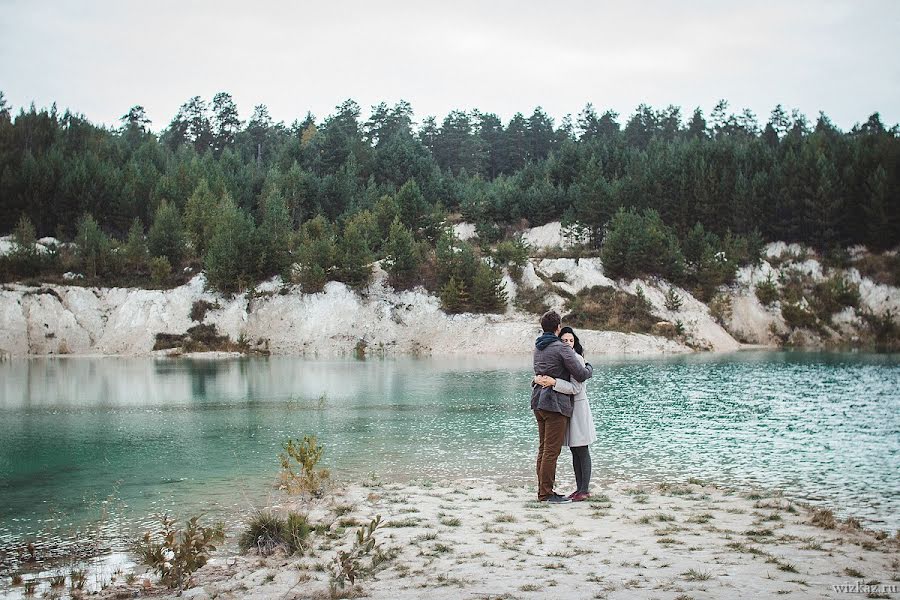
left=542, top=493, right=572, bottom=504
left=570, top=492, right=590, bottom=502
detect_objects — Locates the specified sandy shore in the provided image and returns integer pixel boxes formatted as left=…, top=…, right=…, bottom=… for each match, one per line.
left=95, top=476, right=899, bottom=600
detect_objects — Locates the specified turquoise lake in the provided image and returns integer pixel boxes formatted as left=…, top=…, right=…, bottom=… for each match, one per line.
left=0, top=351, right=898, bottom=563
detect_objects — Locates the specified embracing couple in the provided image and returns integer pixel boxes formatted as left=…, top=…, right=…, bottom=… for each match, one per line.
left=531, top=310, right=597, bottom=504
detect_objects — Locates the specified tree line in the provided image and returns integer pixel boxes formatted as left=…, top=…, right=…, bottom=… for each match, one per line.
left=0, top=91, right=897, bottom=308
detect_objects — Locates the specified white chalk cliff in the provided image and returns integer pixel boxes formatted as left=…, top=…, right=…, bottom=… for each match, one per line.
left=0, top=226, right=896, bottom=357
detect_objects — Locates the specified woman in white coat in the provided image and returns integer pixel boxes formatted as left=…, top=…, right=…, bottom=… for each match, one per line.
left=533, top=326, right=596, bottom=502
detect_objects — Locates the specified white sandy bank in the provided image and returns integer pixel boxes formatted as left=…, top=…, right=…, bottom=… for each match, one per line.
left=97, top=478, right=899, bottom=600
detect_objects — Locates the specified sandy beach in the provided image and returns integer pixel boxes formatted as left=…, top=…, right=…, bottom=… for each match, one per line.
left=94, top=475, right=899, bottom=600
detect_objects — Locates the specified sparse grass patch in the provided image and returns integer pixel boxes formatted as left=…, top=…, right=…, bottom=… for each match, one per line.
left=657, top=537, right=681, bottom=545
left=520, top=583, right=542, bottom=592
left=725, top=542, right=767, bottom=556
left=687, top=513, right=714, bottom=524
left=658, top=483, right=693, bottom=496
left=385, top=517, right=421, bottom=528
left=778, top=562, right=799, bottom=573
left=587, top=493, right=611, bottom=504
left=845, top=567, right=865, bottom=578
left=440, top=517, right=461, bottom=527
left=240, top=511, right=310, bottom=556
left=682, top=569, right=712, bottom=581
left=494, top=514, right=517, bottom=523
left=811, top=508, right=836, bottom=529
left=745, top=528, right=774, bottom=538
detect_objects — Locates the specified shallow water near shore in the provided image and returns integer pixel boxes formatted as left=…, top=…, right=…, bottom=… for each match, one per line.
left=0, top=351, right=898, bottom=565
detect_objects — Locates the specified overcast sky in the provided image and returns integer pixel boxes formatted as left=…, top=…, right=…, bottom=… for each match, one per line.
left=1, top=0, right=898, bottom=133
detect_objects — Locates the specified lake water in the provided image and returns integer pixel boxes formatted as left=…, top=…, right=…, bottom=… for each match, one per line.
left=1, top=351, right=898, bottom=567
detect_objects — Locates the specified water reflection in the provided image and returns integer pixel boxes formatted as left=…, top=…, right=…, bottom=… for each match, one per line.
left=0, top=351, right=898, bottom=559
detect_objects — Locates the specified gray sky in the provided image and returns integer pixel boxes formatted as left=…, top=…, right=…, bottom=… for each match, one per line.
left=1, top=0, right=898, bottom=132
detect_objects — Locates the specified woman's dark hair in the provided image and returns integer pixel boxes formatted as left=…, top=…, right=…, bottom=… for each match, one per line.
left=558, top=326, right=584, bottom=356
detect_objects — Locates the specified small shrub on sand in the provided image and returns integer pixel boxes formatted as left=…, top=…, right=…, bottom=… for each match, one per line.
left=810, top=508, right=836, bottom=530
left=137, top=515, right=224, bottom=589
left=280, top=435, right=330, bottom=496
left=330, top=516, right=382, bottom=596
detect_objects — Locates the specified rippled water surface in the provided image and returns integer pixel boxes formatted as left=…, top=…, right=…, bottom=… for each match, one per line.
left=1, top=351, right=898, bottom=557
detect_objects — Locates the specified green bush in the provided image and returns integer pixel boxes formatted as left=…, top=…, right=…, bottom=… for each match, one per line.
left=858, top=309, right=899, bottom=350
left=664, top=287, right=683, bottom=311
left=811, top=275, right=860, bottom=321
left=600, top=207, right=684, bottom=281
left=853, top=253, right=900, bottom=287
left=515, top=284, right=552, bottom=315
left=781, top=303, right=818, bottom=330
left=149, top=256, right=172, bottom=286
left=755, top=275, right=779, bottom=306
left=564, top=285, right=657, bottom=333
left=492, top=237, right=529, bottom=280
left=708, top=293, right=732, bottom=326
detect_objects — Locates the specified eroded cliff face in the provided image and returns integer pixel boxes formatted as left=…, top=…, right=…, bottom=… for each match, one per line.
left=0, top=264, right=690, bottom=358
left=1, top=229, right=896, bottom=358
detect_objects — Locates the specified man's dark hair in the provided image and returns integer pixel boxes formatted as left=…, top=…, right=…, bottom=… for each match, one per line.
left=540, top=310, right=561, bottom=333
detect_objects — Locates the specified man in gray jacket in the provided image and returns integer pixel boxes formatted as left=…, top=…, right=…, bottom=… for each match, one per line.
left=532, top=310, right=593, bottom=503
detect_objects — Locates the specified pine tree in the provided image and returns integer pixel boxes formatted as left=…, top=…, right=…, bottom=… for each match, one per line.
left=257, top=189, right=293, bottom=277
left=75, top=213, right=111, bottom=278
left=470, top=263, right=508, bottom=313
left=295, top=215, right=336, bottom=292
left=147, top=200, right=186, bottom=267
left=384, top=218, right=421, bottom=290
left=124, top=217, right=147, bottom=268
left=337, top=217, right=373, bottom=289
left=440, top=276, right=469, bottom=313
left=183, top=179, right=219, bottom=257
left=204, top=197, right=256, bottom=293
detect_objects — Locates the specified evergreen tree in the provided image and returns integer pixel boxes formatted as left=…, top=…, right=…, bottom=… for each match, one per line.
left=183, top=179, right=219, bottom=257
left=384, top=218, right=421, bottom=290
left=600, top=207, right=685, bottom=280
left=147, top=200, right=185, bottom=267
left=124, top=217, right=147, bottom=267
left=257, top=188, right=293, bottom=277
left=440, top=276, right=469, bottom=313
left=337, top=216, right=374, bottom=288
left=204, top=196, right=257, bottom=293
left=295, top=215, right=336, bottom=292
left=470, top=263, right=508, bottom=313
left=75, top=213, right=111, bottom=278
